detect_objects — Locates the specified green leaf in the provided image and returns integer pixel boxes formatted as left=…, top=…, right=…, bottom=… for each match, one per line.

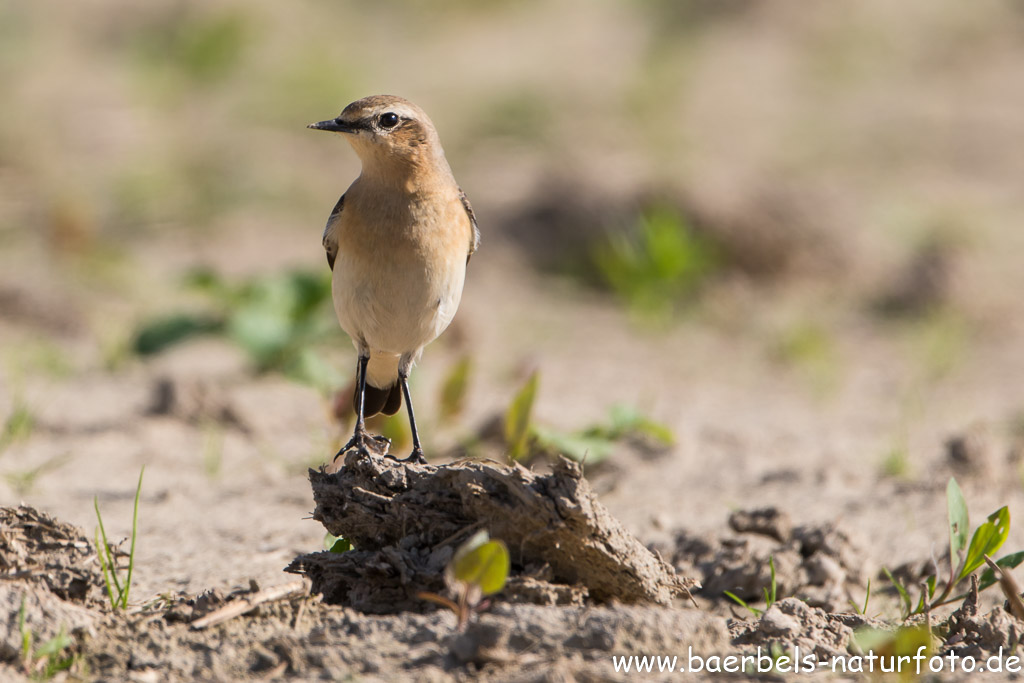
left=883, top=567, right=912, bottom=618
left=132, top=314, right=223, bottom=355
left=852, top=627, right=892, bottom=653
left=893, top=625, right=932, bottom=658
left=451, top=531, right=510, bottom=596
left=284, top=270, right=332, bottom=316
left=723, top=590, right=761, bottom=617
left=978, top=551, right=1024, bottom=592
left=326, top=533, right=352, bottom=554
left=591, top=404, right=675, bottom=445
left=34, top=628, right=72, bottom=658
left=288, top=348, right=343, bottom=393
left=533, top=426, right=614, bottom=465
left=439, top=356, right=472, bottom=421
left=227, top=301, right=293, bottom=363
left=590, top=207, right=718, bottom=320
left=0, top=399, right=34, bottom=453
left=504, top=372, right=539, bottom=461
left=947, top=477, right=969, bottom=572
left=914, top=591, right=927, bottom=615
left=959, top=507, right=1011, bottom=582
left=854, top=625, right=931, bottom=660
left=628, top=416, right=675, bottom=446
left=183, top=267, right=229, bottom=297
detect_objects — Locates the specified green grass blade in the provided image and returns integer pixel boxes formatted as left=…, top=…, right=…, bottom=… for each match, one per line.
left=883, top=567, right=912, bottom=618
left=504, top=371, right=538, bottom=461
left=94, top=526, right=117, bottom=610
left=947, top=477, right=969, bottom=575
left=18, top=595, right=31, bottom=662
left=724, top=591, right=761, bottom=617
left=122, top=466, right=145, bottom=608
left=93, top=496, right=123, bottom=601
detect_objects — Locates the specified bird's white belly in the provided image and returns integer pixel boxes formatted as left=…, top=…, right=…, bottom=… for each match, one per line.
left=331, top=249, right=465, bottom=356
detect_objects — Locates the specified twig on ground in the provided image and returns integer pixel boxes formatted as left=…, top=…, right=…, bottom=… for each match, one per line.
left=190, top=579, right=310, bottom=630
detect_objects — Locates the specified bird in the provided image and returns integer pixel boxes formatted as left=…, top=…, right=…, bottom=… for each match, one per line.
left=309, top=95, right=479, bottom=464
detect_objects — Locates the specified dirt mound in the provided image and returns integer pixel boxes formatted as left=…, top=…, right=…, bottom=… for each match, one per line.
left=731, top=597, right=875, bottom=660
left=665, top=506, right=872, bottom=613
left=942, top=580, right=1024, bottom=660
left=287, top=452, right=694, bottom=612
left=0, top=506, right=103, bottom=675
left=0, top=506, right=104, bottom=604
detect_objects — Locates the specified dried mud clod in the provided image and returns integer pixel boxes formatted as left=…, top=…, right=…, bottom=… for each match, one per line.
left=287, top=451, right=695, bottom=612
left=0, top=505, right=104, bottom=604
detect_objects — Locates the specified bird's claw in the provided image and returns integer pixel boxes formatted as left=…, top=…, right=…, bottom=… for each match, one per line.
left=398, top=448, right=427, bottom=465
left=334, top=431, right=391, bottom=461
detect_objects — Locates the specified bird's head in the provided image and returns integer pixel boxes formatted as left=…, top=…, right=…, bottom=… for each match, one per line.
left=309, top=95, right=445, bottom=175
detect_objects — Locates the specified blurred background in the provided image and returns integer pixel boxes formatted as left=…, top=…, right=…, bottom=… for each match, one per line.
left=2, top=0, right=1024, bottom=594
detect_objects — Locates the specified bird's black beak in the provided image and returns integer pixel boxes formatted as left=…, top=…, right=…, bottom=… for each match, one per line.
left=308, top=118, right=359, bottom=134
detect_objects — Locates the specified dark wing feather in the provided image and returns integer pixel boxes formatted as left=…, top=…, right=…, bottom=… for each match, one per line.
left=322, top=194, right=344, bottom=271
left=459, top=188, right=480, bottom=264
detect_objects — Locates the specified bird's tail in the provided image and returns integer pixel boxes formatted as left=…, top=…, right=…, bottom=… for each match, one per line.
left=360, top=382, right=402, bottom=417
left=358, top=352, right=402, bottom=417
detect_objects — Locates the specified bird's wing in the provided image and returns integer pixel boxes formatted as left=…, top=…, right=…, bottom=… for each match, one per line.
left=459, top=188, right=480, bottom=265
left=322, top=194, right=344, bottom=271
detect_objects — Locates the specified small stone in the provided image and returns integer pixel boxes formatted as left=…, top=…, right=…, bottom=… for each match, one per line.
left=759, top=604, right=801, bottom=637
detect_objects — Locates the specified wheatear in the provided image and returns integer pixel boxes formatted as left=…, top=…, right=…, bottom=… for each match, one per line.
left=309, top=95, right=479, bottom=464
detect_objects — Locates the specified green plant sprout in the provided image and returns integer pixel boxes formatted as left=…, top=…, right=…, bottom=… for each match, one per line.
left=438, top=355, right=473, bottom=421
left=853, top=623, right=932, bottom=669
left=324, top=532, right=352, bottom=553
left=725, top=556, right=777, bottom=617
left=504, top=371, right=538, bottom=461
left=591, top=207, right=719, bottom=321
left=418, top=530, right=510, bottom=630
left=0, top=397, right=34, bottom=455
left=849, top=578, right=872, bottom=615
left=883, top=477, right=1023, bottom=619
left=3, top=453, right=71, bottom=496
left=534, top=403, right=674, bottom=465
left=18, top=597, right=78, bottom=679
left=773, top=320, right=840, bottom=395
left=503, top=371, right=673, bottom=465
left=132, top=268, right=343, bottom=390
left=94, top=467, right=144, bottom=610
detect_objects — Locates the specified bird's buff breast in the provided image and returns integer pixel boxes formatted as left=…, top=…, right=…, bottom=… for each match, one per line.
left=331, top=234, right=466, bottom=355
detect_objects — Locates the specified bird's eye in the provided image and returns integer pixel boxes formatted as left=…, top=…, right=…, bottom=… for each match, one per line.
left=378, top=112, right=399, bottom=129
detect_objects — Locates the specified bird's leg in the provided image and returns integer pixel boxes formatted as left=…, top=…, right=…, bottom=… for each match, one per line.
left=397, top=372, right=426, bottom=464
left=335, top=355, right=375, bottom=459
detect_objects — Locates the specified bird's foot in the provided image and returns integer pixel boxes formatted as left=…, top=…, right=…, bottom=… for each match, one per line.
left=334, top=430, right=391, bottom=461
left=388, top=447, right=427, bottom=465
